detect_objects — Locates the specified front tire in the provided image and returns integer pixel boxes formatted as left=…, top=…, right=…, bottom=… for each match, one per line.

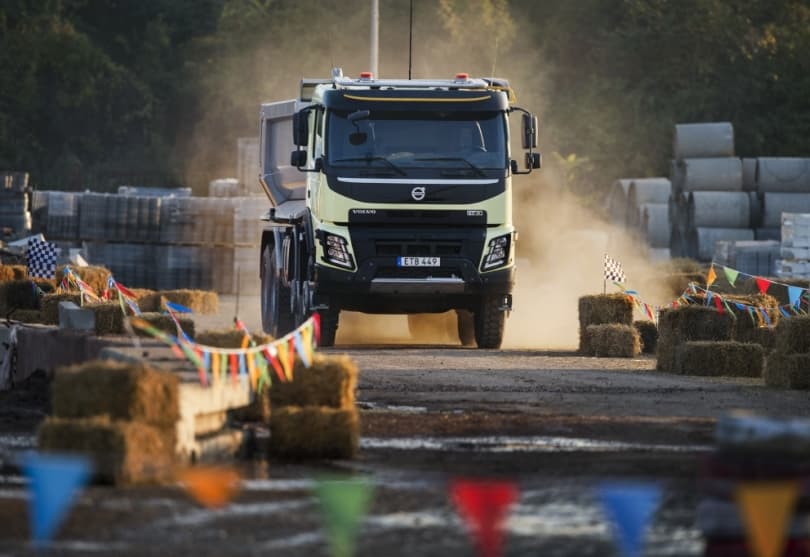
left=261, top=244, right=295, bottom=337
left=318, top=307, right=340, bottom=347
left=474, top=296, right=506, bottom=349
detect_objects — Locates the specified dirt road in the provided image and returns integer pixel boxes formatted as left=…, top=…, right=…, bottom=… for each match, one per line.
left=1, top=301, right=809, bottom=555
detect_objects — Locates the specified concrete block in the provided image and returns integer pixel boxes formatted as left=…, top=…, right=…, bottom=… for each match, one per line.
left=58, top=301, right=95, bottom=331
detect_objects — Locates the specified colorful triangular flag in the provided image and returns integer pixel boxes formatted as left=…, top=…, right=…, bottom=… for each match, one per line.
left=314, top=477, right=375, bottom=557
left=706, top=266, right=717, bottom=289
left=22, top=452, right=92, bottom=544
left=178, top=466, right=241, bottom=509
left=735, top=481, right=799, bottom=557
left=450, top=479, right=518, bottom=557
left=723, top=266, right=739, bottom=287
left=598, top=483, right=661, bottom=557
left=756, top=277, right=771, bottom=295
left=788, top=286, right=803, bottom=308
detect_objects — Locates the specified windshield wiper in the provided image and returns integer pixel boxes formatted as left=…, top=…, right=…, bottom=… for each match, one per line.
left=414, top=157, right=486, bottom=177
left=333, top=156, right=406, bottom=176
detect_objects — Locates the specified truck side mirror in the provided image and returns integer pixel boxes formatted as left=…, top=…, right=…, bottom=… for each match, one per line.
left=292, top=109, right=310, bottom=146
left=290, top=149, right=307, bottom=167
left=526, top=152, right=541, bottom=169
left=522, top=114, right=538, bottom=150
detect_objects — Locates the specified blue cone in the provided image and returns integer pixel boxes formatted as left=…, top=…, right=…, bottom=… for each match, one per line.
left=22, top=452, right=92, bottom=544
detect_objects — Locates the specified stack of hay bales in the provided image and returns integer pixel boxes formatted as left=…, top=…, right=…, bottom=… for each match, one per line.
left=38, top=360, right=179, bottom=485
left=138, top=289, right=218, bottom=314
left=268, top=355, right=359, bottom=459
left=0, top=278, right=56, bottom=322
left=634, top=320, right=658, bottom=354
left=764, top=316, right=810, bottom=389
left=578, top=294, right=639, bottom=357
left=657, top=306, right=732, bottom=372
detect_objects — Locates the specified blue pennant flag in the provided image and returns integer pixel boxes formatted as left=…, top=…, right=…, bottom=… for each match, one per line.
left=788, top=286, right=803, bottom=308
left=293, top=330, right=311, bottom=367
left=761, top=308, right=772, bottom=327
left=598, top=483, right=661, bottom=557
left=165, top=301, right=194, bottom=314
left=780, top=306, right=791, bottom=318
left=22, top=452, right=92, bottom=544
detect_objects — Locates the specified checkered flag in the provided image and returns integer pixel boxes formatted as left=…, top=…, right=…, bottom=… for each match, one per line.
left=604, top=253, right=626, bottom=284
left=26, top=237, right=57, bottom=279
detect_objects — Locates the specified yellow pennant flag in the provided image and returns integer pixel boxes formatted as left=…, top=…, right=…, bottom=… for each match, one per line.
left=735, top=481, right=799, bottom=557
left=706, top=265, right=717, bottom=289
left=276, top=340, right=292, bottom=382
left=178, top=466, right=241, bottom=509
left=246, top=352, right=258, bottom=391
left=212, top=352, right=221, bottom=385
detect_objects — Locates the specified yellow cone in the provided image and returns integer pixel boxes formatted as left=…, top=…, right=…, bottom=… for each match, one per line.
left=735, top=481, right=799, bottom=557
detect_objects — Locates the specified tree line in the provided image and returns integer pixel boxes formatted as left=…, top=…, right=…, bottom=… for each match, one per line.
left=1, top=0, right=808, bottom=200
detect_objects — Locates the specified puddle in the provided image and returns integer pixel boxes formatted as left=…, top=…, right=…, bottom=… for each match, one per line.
left=360, top=435, right=713, bottom=453
left=358, top=402, right=428, bottom=413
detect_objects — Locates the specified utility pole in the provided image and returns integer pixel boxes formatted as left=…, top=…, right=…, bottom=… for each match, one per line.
left=370, top=0, right=379, bottom=77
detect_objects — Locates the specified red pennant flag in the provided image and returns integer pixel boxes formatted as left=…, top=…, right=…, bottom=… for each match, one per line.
left=450, top=479, right=518, bottom=557
left=229, top=353, right=238, bottom=384
left=756, top=277, right=771, bottom=295
left=264, top=348, right=287, bottom=382
left=714, top=295, right=724, bottom=315
left=312, top=313, right=321, bottom=345
left=194, top=347, right=207, bottom=387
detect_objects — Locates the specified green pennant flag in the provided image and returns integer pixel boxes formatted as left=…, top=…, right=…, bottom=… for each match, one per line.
left=723, top=266, right=739, bottom=287
left=314, top=478, right=375, bottom=557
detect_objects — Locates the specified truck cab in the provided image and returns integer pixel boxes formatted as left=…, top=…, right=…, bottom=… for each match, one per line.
left=258, top=68, right=540, bottom=348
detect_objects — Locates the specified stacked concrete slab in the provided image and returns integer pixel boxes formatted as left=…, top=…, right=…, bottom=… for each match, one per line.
left=777, top=213, right=810, bottom=278
left=0, top=172, right=31, bottom=238
left=29, top=192, right=266, bottom=294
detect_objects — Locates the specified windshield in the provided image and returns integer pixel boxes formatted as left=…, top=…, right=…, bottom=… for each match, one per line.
left=326, top=110, right=507, bottom=173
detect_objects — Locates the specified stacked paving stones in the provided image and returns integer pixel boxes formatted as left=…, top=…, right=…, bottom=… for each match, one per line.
left=0, top=172, right=31, bottom=238
left=777, top=213, right=810, bottom=279
left=30, top=191, right=265, bottom=294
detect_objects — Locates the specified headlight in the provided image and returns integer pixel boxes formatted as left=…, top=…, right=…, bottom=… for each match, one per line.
left=481, top=234, right=511, bottom=271
left=322, top=232, right=355, bottom=269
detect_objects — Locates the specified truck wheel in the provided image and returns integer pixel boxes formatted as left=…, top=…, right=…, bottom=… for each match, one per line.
left=318, top=308, right=339, bottom=347
left=474, top=296, right=505, bottom=349
left=261, top=244, right=294, bottom=337
left=456, top=310, right=476, bottom=347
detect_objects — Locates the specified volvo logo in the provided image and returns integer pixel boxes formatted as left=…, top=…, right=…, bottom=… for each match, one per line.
left=411, top=186, right=426, bottom=201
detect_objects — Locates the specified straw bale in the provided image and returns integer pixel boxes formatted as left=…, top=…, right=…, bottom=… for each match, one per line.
left=129, top=289, right=156, bottom=311
left=269, top=354, right=358, bottom=409
left=774, top=316, right=810, bottom=355
left=8, top=309, right=46, bottom=323
left=665, top=272, right=707, bottom=298
left=194, top=329, right=273, bottom=348
left=0, top=279, right=55, bottom=311
left=764, top=352, right=810, bottom=389
left=674, top=341, right=764, bottom=377
left=55, top=265, right=110, bottom=295
left=634, top=320, right=658, bottom=354
left=85, top=302, right=124, bottom=335
left=38, top=416, right=175, bottom=485
left=656, top=306, right=734, bottom=371
left=586, top=324, right=641, bottom=358
left=40, top=292, right=82, bottom=324
left=139, top=290, right=219, bottom=314
left=9, top=265, right=27, bottom=280
left=269, top=406, right=359, bottom=459
left=135, top=312, right=195, bottom=338
left=578, top=294, right=634, bottom=353
left=52, top=360, right=179, bottom=427
left=0, top=265, right=13, bottom=282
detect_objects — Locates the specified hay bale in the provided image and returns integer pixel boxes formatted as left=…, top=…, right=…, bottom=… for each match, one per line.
left=764, top=352, right=810, bottom=389
left=55, top=265, right=110, bottom=295
left=634, top=320, right=658, bottom=354
left=40, top=292, right=82, bottom=324
left=268, top=406, right=359, bottom=459
left=656, top=306, right=734, bottom=371
left=139, top=290, right=219, bottom=315
left=52, top=360, right=179, bottom=427
left=269, top=354, right=358, bottom=409
left=773, top=316, right=810, bottom=355
left=194, top=329, right=273, bottom=348
left=9, top=265, right=27, bottom=280
left=578, top=294, right=634, bottom=353
left=135, top=312, right=196, bottom=338
left=8, top=309, right=46, bottom=323
left=38, top=417, right=175, bottom=485
left=0, top=279, right=55, bottom=312
left=665, top=272, right=707, bottom=298
left=586, top=324, right=641, bottom=358
left=674, top=341, right=764, bottom=377
left=0, top=265, right=14, bottom=282
left=85, top=302, right=124, bottom=335
left=129, top=289, right=156, bottom=311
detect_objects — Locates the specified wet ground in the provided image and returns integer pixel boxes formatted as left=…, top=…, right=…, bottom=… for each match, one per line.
left=1, top=302, right=809, bottom=555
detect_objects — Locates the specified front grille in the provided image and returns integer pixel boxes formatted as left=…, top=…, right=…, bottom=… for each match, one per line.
left=375, top=266, right=460, bottom=279
left=375, top=240, right=463, bottom=257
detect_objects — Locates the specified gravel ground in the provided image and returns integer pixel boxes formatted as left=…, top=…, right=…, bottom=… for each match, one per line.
left=1, top=298, right=808, bottom=555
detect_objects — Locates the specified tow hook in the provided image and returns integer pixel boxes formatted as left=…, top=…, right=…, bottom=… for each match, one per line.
left=498, top=294, right=513, bottom=312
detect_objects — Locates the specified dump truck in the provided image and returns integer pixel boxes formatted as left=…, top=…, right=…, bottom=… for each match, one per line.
left=257, top=68, right=540, bottom=348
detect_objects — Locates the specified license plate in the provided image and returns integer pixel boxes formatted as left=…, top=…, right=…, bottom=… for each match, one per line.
left=397, top=256, right=440, bottom=267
